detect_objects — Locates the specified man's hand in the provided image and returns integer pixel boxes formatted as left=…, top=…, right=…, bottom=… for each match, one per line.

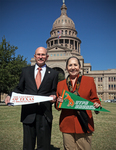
left=49, top=95, right=56, bottom=103
left=5, top=96, right=10, bottom=105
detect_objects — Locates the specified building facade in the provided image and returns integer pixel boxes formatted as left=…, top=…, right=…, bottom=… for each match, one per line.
left=31, top=2, right=116, bottom=101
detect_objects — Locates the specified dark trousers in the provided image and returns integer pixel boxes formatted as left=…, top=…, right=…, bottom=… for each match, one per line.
left=23, top=114, right=52, bottom=150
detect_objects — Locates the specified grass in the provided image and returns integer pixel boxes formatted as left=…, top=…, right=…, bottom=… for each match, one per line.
left=0, top=102, right=116, bottom=150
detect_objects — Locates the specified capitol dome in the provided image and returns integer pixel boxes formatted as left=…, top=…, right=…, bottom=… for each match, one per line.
left=46, top=1, right=81, bottom=56
left=52, top=3, right=75, bottom=30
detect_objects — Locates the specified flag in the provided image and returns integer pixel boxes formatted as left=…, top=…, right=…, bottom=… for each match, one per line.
left=58, top=30, right=61, bottom=38
left=7, top=92, right=53, bottom=106
left=58, top=90, right=110, bottom=112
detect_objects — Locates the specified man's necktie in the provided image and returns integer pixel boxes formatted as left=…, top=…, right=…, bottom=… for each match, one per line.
left=35, top=67, right=42, bottom=89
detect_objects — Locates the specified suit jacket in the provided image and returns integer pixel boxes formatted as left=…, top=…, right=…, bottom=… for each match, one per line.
left=13, top=65, right=58, bottom=124
left=56, top=75, right=101, bottom=134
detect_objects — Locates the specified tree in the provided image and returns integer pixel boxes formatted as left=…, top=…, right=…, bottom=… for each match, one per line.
left=0, top=37, right=30, bottom=94
left=58, top=72, right=65, bottom=82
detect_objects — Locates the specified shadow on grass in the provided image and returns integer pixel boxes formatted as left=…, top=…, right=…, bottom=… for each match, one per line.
left=51, top=145, right=60, bottom=150
left=35, top=145, right=60, bottom=150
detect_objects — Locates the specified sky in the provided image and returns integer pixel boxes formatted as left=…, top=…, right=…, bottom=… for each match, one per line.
left=0, top=0, right=116, bottom=71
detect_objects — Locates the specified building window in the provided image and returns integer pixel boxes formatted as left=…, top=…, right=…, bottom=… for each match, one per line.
left=69, top=31, right=71, bottom=35
left=65, top=39, right=69, bottom=44
left=65, top=30, right=67, bottom=35
left=101, top=85, right=103, bottom=90
left=70, top=40, right=73, bottom=45
left=114, top=77, right=116, bottom=81
left=62, top=30, right=63, bottom=35
left=109, top=84, right=113, bottom=90
left=98, top=93, right=103, bottom=100
left=109, top=85, right=110, bottom=90
left=51, top=41, right=53, bottom=46
left=101, top=77, right=103, bottom=82
left=111, top=77, right=113, bottom=81
left=59, top=39, right=63, bottom=43
left=55, top=40, right=58, bottom=44
left=75, top=41, right=77, bottom=50
left=109, top=93, right=115, bottom=99
left=109, top=77, right=116, bottom=82
left=98, top=77, right=103, bottom=82
left=98, top=84, right=103, bottom=90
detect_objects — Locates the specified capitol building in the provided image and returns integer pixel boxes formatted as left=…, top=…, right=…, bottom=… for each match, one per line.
left=31, top=1, right=116, bottom=101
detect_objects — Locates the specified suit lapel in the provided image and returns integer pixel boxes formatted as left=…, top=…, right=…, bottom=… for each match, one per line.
left=30, top=65, right=37, bottom=90
left=44, top=66, right=51, bottom=79
left=39, top=66, right=50, bottom=88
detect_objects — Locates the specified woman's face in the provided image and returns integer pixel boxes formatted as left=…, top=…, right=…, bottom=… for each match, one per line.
left=66, top=58, right=81, bottom=78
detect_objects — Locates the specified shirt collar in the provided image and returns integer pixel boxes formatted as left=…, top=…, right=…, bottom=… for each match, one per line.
left=35, top=63, right=46, bottom=70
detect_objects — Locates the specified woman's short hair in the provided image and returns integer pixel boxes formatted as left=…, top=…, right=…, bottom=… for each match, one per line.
left=66, top=56, right=81, bottom=68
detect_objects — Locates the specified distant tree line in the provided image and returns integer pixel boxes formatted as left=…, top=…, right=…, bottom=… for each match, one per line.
left=0, top=37, right=30, bottom=94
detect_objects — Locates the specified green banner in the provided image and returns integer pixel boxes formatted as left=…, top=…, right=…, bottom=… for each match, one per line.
left=58, top=90, right=110, bottom=112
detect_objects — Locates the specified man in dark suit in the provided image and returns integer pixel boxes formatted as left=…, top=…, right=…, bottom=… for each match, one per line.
left=5, top=47, right=58, bottom=150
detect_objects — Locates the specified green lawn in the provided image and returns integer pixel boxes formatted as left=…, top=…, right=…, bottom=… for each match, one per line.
left=0, top=102, right=116, bottom=150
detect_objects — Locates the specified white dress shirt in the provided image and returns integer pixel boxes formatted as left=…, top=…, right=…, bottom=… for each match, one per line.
left=34, top=64, right=46, bottom=82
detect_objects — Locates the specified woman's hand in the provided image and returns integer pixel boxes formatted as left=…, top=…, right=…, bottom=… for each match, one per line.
left=57, top=96, right=63, bottom=103
left=93, top=102, right=102, bottom=114
left=93, top=102, right=101, bottom=108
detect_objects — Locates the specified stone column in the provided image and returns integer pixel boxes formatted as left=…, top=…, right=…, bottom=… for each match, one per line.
left=74, top=40, right=75, bottom=50
left=77, top=42, right=79, bottom=52
left=69, top=39, right=71, bottom=48
left=79, top=44, right=80, bottom=53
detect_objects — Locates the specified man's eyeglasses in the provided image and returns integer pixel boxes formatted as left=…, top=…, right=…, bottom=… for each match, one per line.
left=36, top=54, right=47, bottom=57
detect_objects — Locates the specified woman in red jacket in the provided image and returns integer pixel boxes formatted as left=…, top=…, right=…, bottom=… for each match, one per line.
left=55, top=56, right=101, bottom=150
